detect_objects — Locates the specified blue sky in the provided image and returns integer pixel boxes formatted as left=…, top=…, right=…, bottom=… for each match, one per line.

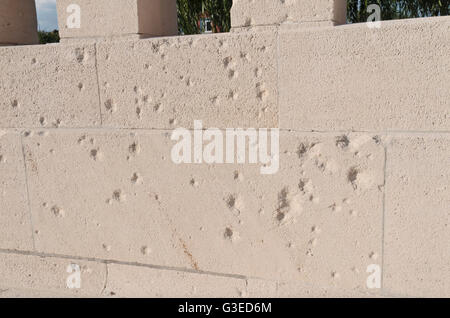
left=36, top=0, right=58, bottom=31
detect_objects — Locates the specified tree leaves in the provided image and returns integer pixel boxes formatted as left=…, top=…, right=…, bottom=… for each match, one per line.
left=177, top=0, right=232, bottom=34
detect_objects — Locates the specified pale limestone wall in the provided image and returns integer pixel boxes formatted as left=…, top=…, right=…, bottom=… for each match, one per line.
left=0, top=5, right=449, bottom=298
left=231, top=0, right=347, bottom=28
left=56, top=0, right=178, bottom=41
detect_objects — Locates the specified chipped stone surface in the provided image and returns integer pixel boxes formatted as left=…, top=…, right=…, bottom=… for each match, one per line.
left=0, top=252, right=106, bottom=296
left=231, top=0, right=347, bottom=28
left=280, top=17, right=450, bottom=131
left=0, top=44, right=101, bottom=128
left=235, top=132, right=384, bottom=287
left=384, top=136, right=450, bottom=297
left=0, top=132, right=34, bottom=250
left=21, top=130, right=383, bottom=291
left=22, top=131, right=186, bottom=267
left=103, top=264, right=246, bottom=297
left=96, top=31, right=278, bottom=129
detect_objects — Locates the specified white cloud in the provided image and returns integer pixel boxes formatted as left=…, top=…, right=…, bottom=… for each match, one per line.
left=35, top=0, right=58, bottom=31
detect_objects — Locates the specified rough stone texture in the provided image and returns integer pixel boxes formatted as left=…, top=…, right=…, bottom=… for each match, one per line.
left=0, top=132, right=34, bottom=250
left=235, top=132, right=384, bottom=289
left=21, top=130, right=383, bottom=292
left=0, top=9, right=449, bottom=297
left=56, top=0, right=178, bottom=40
left=384, top=136, right=450, bottom=297
left=280, top=17, right=450, bottom=131
left=0, top=0, right=38, bottom=45
left=0, top=43, right=101, bottom=128
left=231, top=0, right=347, bottom=28
left=0, top=287, right=82, bottom=298
left=103, top=264, right=246, bottom=297
left=0, top=252, right=106, bottom=296
left=22, top=131, right=186, bottom=268
left=97, top=31, right=278, bottom=129
left=246, top=279, right=382, bottom=298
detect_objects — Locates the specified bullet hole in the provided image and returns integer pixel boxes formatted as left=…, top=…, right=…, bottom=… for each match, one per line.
left=129, top=142, right=140, bottom=155
left=112, top=190, right=125, bottom=202
left=141, top=246, right=151, bottom=255
left=104, top=99, right=116, bottom=113
left=189, top=178, right=198, bottom=187
left=276, top=211, right=286, bottom=222
left=51, top=205, right=65, bottom=218
left=90, top=148, right=102, bottom=161
left=131, top=172, right=141, bottom=184
left=336, top=135, right=350, bottom=149
left=347, top=167, right=359, bottom=189
left=331, top=272, right=340, bottom=279
left=74, top=48, right=85, bottom=63
left=297, top=143, right=309, bottom=158
left=225, top=194, right=236, bottom=210
left=224, top=227, right=233, bottom=240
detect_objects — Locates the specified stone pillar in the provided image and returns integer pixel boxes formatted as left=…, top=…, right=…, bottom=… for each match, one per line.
left=56, top=0, right=178, bottom=42
left=0, top=0, right=39, bottom=45
left=231, top=0, right=347, bottom=29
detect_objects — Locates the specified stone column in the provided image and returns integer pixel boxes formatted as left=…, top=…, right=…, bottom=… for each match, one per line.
left=56, top=0, right=178, bottom=42
left=0, top=0, right=39, bottom=45
left=231, top=0, right=347, bottom=29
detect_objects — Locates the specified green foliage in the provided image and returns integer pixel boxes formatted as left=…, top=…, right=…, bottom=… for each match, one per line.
left=347, top=0, right=450, bottom=23
left=38, top=30, right=60, bottom=44
left=203, top=0, right=233, bottom=33
left=177, top=0, right=232, bottom=34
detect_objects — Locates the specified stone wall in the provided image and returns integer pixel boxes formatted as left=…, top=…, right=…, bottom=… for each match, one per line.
left=0, top=0, right=449, bottom=297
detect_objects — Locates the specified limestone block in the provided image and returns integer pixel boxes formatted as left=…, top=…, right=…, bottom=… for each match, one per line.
left=0, top=252, right=106, bottom=296
left=0, top=0, right=38, bottom=45
left=103, top=263, right=246, bottom=297
left=384, top=136, right=450, bottom=297
left=0, top=43, right=101, bottom=128
left=247, top=279, right=383, bottom=298
left=0, top=287, right=82, bottom=298
left=0, top=132, right=34, bottom=250
left=22, top=131, right=187, bottom=268
left=279, top=17, right=450, bottom=131
left=231, top=0, right=347, bottom=28
left=56, top=0, right=178, bottom=40
left=96, top=31, right=278, bottom=129
left=211, top=132, right=385, bottom=286
left=23, top=130, right=383, bottom=290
